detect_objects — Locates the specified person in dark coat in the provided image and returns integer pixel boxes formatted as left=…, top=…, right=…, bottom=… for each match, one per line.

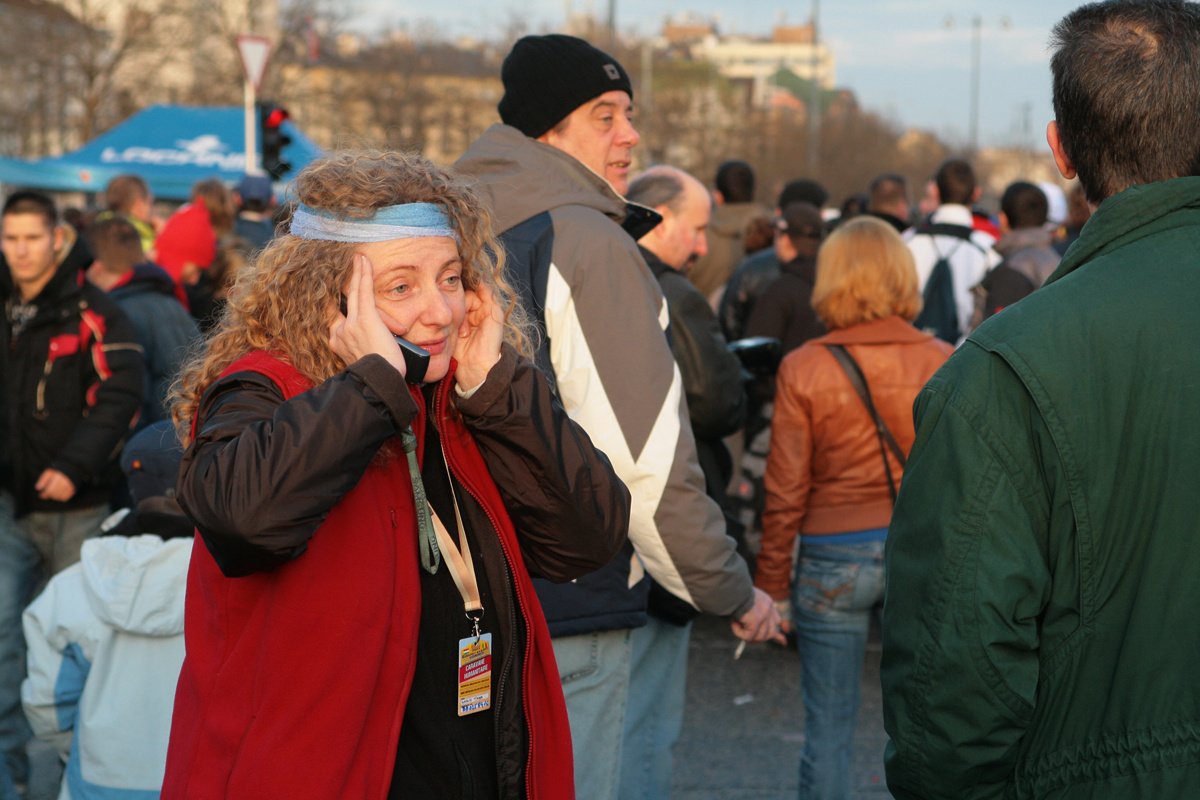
left=85, top=216, right=201, bottom=425
left=0, top=190, right=143, bottom=793
left=744, top=201, right=827, bottom=355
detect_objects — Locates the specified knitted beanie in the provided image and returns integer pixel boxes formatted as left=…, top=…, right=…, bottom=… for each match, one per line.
left=498, top=34, right=633, bottom=138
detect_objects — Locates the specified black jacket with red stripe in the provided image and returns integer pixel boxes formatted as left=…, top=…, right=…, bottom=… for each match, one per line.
left=1, top=227, right=144, bottom=517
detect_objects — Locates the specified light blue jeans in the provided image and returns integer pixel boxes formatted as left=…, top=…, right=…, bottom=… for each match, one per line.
left=792, top=538, right=885, bottom=800
left=553, top=628, right=634, bottom=800
left=0, top=493, right=105, bottom=790
left=618, top=616, right=692, bottom=800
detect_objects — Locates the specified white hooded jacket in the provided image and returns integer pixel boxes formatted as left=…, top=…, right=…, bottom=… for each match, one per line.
left=22, top=531, right=191, bottom=800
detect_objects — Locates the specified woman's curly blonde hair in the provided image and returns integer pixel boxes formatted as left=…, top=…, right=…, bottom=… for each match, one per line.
left=170, top=150, right=535, bottom=443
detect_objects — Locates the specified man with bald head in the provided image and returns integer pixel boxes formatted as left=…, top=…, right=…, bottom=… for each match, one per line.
left=622, top=166, right=749, bottom=799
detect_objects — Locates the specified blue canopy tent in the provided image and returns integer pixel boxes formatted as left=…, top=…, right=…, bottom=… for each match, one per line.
left=0, top=104, right=323, bottom=200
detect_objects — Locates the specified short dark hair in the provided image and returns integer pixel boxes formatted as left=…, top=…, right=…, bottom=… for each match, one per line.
left=715, top=160, right=755, bottom=203
left=935, top=159, right=976, bottom=206
left=627, top=170, right=687, bottom=214
left=87, top=215, right=144, bottom=272
left=3, top=189, right=57, bottom=228
left=104, top=174, right=150, bottom=213
left=1051, top=0, right=1200, bottom=203
left=778, top=201, right=825, bottom=248
left=778, top=179, right=829, bottom=210
left=868, top=173, right=909, bottom=212
left=1000, top=181, right=1049, bottom=230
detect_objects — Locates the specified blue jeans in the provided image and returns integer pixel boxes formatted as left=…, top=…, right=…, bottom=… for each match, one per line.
left=792, top=539, right=885, bottom=800
left=0, top=493, right=105, bottom=789
left=553, top=628, right=634, bottom=800
left=618, top=616, right=691, bottom=800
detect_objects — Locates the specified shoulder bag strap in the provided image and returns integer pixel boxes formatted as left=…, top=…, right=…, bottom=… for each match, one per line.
left=825, top=344, right=907, bottom=502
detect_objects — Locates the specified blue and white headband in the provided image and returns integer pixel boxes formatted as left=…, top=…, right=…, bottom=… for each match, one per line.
left=289, top=202, right=459, bottom=243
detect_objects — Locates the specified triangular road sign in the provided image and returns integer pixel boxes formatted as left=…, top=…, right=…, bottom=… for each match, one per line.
left=236, top=34, right=273, bottom=93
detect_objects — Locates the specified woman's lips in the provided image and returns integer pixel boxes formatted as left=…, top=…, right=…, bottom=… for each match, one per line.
left=413, top=337, right=447, bottom=355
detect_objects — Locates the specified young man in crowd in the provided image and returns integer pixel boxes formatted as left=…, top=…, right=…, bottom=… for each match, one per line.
left=0, top=190, right=143, bottom=794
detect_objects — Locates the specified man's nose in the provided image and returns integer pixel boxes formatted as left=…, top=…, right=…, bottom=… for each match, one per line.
left=619, top=114, right=640, bottom=147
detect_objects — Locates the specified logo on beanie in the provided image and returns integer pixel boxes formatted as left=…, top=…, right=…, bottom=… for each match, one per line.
left=604, top=64, right=620, bottom=81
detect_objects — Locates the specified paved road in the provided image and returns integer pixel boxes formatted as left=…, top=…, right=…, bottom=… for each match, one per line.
left=26, top=612, right=891, bottom=800
left=672, top=613, right=891, bottom=800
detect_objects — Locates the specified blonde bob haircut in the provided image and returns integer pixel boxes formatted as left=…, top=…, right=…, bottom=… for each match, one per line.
left=171, top=149, right=535, bottom=442
left=811, top=216, right=922, bottom=330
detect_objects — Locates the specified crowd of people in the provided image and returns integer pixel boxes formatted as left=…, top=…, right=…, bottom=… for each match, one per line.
left=0, top=0, right=1198, bottom=798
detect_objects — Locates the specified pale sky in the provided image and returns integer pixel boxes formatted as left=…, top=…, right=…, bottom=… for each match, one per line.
left=352, top=0, right=1084, bottom=148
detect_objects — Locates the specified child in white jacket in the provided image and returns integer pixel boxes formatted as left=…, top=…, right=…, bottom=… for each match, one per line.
left=21, top=422, right=191, bottom=800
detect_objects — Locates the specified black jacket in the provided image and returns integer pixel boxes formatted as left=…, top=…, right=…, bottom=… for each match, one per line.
left=743, top=253, right=826, bottom=355
left=642, top=246, right=746, bottom=493
left=719, top=247, right=780, bottom=343
left=1, top=228, right=145, bottom=517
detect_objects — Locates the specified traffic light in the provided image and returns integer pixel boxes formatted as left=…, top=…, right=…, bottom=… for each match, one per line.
left=258, top=102, right=292, bottom=180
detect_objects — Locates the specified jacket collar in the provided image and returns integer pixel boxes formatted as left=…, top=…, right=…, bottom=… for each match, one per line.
left=814, top=315, right=935, bottom=346
left=638, top=244, right=672, bottom=279
left=780, top=252, right=817, bottom=282
left=1048, top=176, right=1200, bottom=287
left=455, top=124, right=629, bottom=233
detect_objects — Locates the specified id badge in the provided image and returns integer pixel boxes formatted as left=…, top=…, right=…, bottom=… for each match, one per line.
left=457, top=633, right=493, bottom=716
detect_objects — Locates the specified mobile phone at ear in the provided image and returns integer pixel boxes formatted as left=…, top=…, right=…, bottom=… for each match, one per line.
left=340, top=295, right=431, bottom=383
left=395, top=338, right=430, bottom=384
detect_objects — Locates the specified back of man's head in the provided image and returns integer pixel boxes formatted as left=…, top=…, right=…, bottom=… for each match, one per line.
left=1051, top=0, right=1200, bottom=204
left=498, top=34, right=632, bottom=138
left=778, top=179, right=829, bottom=211
left=87, top=215, right=145, bottom=274
left=935, top=159, right=977, bottom=207
left=104, top=174, right=150, bottom=215
left=1000, top=181, right=1049, bottom=230
left=627, top=168, right=687, bottom=215
left=868, top=173, right=910, bottom=218
left=715, top=160, right=755, bottom=204
left=779, top=201, right=825, bottom=255
left=3, top=189, right=57, bottom=228
left=628, top=165, right=711, bottom=270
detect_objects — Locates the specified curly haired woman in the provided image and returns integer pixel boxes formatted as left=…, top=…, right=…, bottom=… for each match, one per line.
left=160, top=151, right=630, bottom=800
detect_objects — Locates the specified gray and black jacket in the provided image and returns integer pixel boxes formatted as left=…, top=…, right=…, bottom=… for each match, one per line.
left=457, top=124, right=755, bottom=635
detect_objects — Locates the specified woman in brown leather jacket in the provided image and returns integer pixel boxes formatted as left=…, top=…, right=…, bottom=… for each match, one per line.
left=753, top=216, right=952, bottom=800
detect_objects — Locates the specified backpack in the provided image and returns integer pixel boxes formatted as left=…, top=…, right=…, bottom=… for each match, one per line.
left=911, top=223, right=984, bottom=344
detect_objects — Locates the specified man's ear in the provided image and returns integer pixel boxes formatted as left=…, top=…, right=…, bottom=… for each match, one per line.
left=53, top=224, right=65, bottom=253
left=1047, top=121, right=1078, bottom=180
left=712, top=189, right=726, bottom=206
left=998, top=211, right=1011, bottom=235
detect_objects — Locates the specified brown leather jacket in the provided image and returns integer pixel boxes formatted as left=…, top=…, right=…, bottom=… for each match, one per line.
left=754, top=316, right=952, bottom=601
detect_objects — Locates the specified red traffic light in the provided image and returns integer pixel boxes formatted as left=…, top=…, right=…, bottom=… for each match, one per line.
left=264, top=107, right=289, bottom=128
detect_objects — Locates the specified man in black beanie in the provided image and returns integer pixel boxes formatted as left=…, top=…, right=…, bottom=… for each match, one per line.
left=457, top=33, right=781, bottom=800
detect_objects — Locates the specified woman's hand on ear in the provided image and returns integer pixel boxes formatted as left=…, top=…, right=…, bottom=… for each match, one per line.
left=329, top=253, right=408, bottom=377
left=453, top=283, right=504, bottom=391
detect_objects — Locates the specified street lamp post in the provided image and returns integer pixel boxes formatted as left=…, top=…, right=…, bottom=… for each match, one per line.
left=945, top=14, right=1009, bottom=154
left=808, top=0, right=820, bottom=175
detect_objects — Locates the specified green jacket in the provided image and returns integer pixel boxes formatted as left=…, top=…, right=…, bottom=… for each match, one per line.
left=881, top=177, right=1200, bottom=800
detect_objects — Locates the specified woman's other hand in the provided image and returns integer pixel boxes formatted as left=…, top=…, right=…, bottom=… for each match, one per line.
left=329, top=253, right=407, bottom=377
left=453, top=283, right=504, bottom=391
